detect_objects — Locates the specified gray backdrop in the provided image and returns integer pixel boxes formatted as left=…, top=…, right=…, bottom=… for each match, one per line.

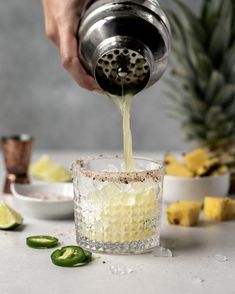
left=0, top=0, right=201, bottom=151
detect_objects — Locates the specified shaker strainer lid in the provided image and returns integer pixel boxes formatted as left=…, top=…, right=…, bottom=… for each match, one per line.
left=95, top=47, right=151, bottom=96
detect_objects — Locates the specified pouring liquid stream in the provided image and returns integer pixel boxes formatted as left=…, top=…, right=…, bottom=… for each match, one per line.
left=110, top=82, right=135, bottom=171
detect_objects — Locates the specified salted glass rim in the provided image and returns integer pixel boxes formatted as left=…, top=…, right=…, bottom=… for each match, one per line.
left=72, top=155, right=164, bottom=183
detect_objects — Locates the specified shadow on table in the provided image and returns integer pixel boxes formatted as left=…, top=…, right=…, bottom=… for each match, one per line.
left=160, top=222, right=209, bottom=255
left=161, top=235, right=204, bottom=256
left=8, top=223, right=27, bottom=232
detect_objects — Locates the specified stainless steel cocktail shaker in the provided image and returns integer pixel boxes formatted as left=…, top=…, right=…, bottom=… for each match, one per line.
left=78, top=0, right=171, bottom=96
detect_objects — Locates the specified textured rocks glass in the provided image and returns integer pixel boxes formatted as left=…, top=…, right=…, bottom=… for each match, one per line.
left=72, top=156, right=164, bottom=254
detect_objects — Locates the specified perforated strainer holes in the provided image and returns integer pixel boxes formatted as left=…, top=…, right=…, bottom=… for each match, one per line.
left=96, top=48, right=150, bottom=88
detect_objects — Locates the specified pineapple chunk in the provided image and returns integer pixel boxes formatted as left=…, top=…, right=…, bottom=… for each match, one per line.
left=164, top=153, right=178, bottom=165
left=164, top=153, right=193, bottom=177
left=204, top=197, right=234, bottom=221
left=229, top=199, right=235, bottom=216
left=196, top=158, right=220, bottom=177
left=165, top=149, right=227, bottom=177
left=211, top=165, right=229, bottom=176
left=167, top=201, right=201, bottom=226
left=30, top=155, right=72, bottom=182
left=42, top=164, right=71, bottom=182
left=29, top=155, right=54, bottom=176
left=184, top=149, right=208, bottom=172
left=165, top=163, right=194, bottom=178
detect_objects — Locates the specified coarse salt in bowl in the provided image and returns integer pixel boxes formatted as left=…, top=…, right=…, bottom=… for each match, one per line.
left=11, top=183, right=74, bottom=219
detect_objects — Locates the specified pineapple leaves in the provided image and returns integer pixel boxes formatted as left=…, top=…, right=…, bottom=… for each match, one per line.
left=165, top=0, right=235, bottom=149
left=208, top=0, right=233, bottom=62
left=230, top=74, right=235, bottom=84
left=167, top=10, right=198, bottom=77
left=195, top=54, right=213, bottom=89
left=226, top=98, right=235, bottom=118
left=221, top=43, right=235, bottom=79
left=233, top=17, right=235, bottom=40
left=164, top=77, right=185, bottom=95
left=182, top=122, right=206, bottom=139
left=184, top=34, right=204, bottom=74
left=213, top=85, right=235, bottom=106
left=201, top=0, right=223, bottom=32
left=205, top=106, right=223, bottom=128
left=173, top=0, right=206, bottom=43
left=165, top=10, right=183, bottom=41
left=205, top=106, right=232, bottom=132
left=222, top=122, right=234, bottom=136
left=206, top=71, right=225, bottom=102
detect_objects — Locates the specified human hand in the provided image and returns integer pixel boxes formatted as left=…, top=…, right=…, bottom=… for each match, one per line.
left=42, top=0, right=101, bottom=92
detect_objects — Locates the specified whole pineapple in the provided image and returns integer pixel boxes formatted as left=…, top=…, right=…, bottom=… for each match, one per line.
left=165, top=0, right=235, bottom=151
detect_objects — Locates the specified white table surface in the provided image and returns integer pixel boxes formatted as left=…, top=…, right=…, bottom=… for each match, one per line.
left=0, top=151, right=235, bottom=294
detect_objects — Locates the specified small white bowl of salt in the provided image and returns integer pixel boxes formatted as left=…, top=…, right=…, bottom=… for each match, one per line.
left=11, top=183, right=74, bottom=219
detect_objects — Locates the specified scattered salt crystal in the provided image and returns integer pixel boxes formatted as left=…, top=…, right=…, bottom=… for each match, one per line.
left=192, top=276, right=204, bottom=284
left=215, top=254, right=228, bottom=262
left=153, top=246, right=173, bottom=257
left=109, top=265, right=134, bottom=275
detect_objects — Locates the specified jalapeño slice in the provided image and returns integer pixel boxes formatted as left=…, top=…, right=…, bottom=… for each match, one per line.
left=26, top=235, right=59, bottom=249
left=84, top=250, right=93, bottom=262
left=51, top=246, right=92, bottom=267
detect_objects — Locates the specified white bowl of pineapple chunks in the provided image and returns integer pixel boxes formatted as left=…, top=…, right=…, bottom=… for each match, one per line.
left=163, top=149, right=230, bottom=203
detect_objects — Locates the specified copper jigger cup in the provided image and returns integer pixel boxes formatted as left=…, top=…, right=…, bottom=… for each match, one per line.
left=1, top=134, right=33, bottom=194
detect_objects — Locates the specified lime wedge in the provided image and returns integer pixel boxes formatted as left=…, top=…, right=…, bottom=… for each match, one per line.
left=0, top=202, right=23, bottom=230
left=43, top=164, right=71, bottom=183
left=30, top=155, right=72, bottom=182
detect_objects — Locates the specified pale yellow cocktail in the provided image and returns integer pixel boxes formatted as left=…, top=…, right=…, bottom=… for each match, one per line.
left=73, top=156, right=163, bottom=254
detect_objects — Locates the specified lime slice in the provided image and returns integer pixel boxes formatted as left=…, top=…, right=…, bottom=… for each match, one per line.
left=29, top=155, right=71, bottom=182
left=0, top=202, right=23, bottom=230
